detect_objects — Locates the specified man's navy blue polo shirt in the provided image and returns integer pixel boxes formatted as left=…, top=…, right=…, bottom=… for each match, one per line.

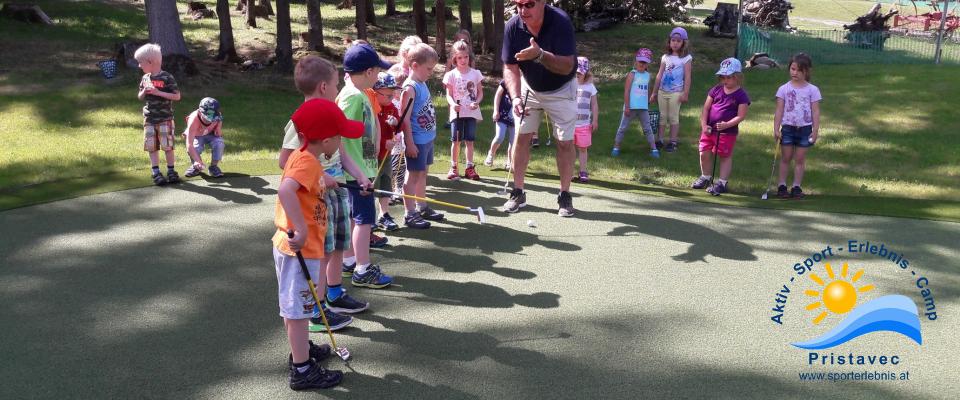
left=501, top=5, right=577, bottom=93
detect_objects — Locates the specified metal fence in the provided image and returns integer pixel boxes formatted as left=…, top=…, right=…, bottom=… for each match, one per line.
left=737, top=23, right=960, bottom=65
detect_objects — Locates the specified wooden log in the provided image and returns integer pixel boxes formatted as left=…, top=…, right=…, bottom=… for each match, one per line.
left=1, top=3, right=54, bottom=25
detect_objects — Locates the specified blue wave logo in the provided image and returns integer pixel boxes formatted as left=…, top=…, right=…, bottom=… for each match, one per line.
left=792, top=295, right=922, bottom=350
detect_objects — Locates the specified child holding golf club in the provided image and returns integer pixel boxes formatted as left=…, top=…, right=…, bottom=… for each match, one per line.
left=273, top=98, right=365, bottom=390
left=443, top=39, right=484, bottom=181
left=774, top=53, right=821, bottom=199
left=400, top=43, right=444, bottom=229
left=135, top=43, right=182, bottom=186
left=337, top=43, right=395, bottom=289
left=691, top=58, right=751, bottom=196
left=484, top=79, right=514, bottom=170
left=280, top=55, right=373, bottom=331
left=612, top=48, right=658, bottom=158
left=183, top=97, right=225, bottom=178
left=373, top=72, right=403, bottom=231
left=573, top=57, right=599, bottom=183
left=650, top=27, right=693, bottom=153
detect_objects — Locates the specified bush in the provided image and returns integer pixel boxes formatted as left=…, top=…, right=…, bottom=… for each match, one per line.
left=550, top=0, right=701, bottom=25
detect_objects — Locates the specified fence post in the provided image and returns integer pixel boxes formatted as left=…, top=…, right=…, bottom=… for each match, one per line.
left=934, top=0, right=951, bottom=64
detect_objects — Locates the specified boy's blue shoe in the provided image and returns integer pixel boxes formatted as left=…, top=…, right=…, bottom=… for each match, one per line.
left=369, top=232, right=388, bottom=248
left=289, top=359, right=342, bottom=390
left=208, top=164, right=224, bottom=178
left=326, top=292, right=369, bottom=314
left=288, top=340, right=332, bottom=368
left=651, top=149, right=660, bottom=159
left=152, top=171, right=168, bottom=186
left=310, top=304, right=353, bottom=332
left=341, top=262, right=356, bottom=278
left=166, top=169, right=181, bottom=184
left=611, top=147, right=620, bottom=157
left=184, top=164, right=203, bottom=178
left=351, top=264, right=393, bottom=289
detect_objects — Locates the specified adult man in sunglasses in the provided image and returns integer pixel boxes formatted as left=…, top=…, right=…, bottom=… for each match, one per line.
left=501, top=0, right=579, bottom=217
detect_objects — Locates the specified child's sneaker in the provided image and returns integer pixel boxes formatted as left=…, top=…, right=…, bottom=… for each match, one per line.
left=184, top=163, right=203, bottom=178
left=651, top=149, right=660, bottom=159
left=208, top=164, right=224, bottom=178
left=389, top=195, right=404, bottom=206
left=310, top=304, right=353, bottom=332
left=664, top=141, right=678, bottom=153
left=288, top=359, right=343, bottom=390
left=447, top=165, right=460, bottom=180
left=418, top=206, right=445, bottom=221
left=377, top=213, right=400, bottom=231
left=351, top=264, right=393, bottom=289
left=152, top=170, right=168, bottom=186
left=707, top=181, right=728, bottom=196
left=690, top=176, right=711, bottom=189
left=464, top=165, right=480, bottom=180
left=404, top=213, right=431, bottom=229
left=326, top=292, right=369, bottom=314
left=611, top=147, right=620, bottom=157
left=531, top=137, right=540, bottom=148
left=790, top=186, right=805, bottom=199
left=341, top=262, right=356, bottom=277
left=166, top=169, right=181, bottom=184
left=483, top=154, right=494, bottom=167
left=656, top=139, right=664, bottom=150
left=369, top=232, right=388, bottom=248
left=288, top=340, right=332, bottom=368
left=545, top=137, right=552, bottom=146
left=777, top=184, right=789, bottom=198
left=578, top=171, right=589, bottom=183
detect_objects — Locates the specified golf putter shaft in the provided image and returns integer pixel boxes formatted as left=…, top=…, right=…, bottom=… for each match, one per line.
left=373, top=98, right=415, bottom=188
left=286, top=230, right=348, bottom=360
left=762, top=139, right=781, bottom=200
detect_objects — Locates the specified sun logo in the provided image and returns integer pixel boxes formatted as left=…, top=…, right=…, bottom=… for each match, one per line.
left=804, top=263, right=875, bottom=324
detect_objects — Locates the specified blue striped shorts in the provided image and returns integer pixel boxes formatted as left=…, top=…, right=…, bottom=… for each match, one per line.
left=324, top=187, right=352, bottom=253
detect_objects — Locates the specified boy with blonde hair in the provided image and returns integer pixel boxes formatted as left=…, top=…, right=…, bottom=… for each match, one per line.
left=135, top=43, right=182, bottom=185
left=400, top=43, right=444, bottom=229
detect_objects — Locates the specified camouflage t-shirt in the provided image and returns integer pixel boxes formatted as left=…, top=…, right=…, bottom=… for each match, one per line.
left=140, top=71, right=179, bottom=124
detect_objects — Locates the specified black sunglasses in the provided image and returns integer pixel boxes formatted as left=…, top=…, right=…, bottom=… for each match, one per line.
left=514, top=1, right=538, bottom=10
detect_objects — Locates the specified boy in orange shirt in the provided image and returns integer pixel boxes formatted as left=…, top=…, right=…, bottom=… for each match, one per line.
left=272, top=98, right=363, bottom=391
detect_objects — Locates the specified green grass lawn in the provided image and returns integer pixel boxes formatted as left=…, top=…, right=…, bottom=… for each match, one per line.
left=2, top=0, right=960, bottom=221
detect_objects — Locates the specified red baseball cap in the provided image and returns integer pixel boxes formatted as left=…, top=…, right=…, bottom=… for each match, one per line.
left=290, top=99, right=364, bottom=148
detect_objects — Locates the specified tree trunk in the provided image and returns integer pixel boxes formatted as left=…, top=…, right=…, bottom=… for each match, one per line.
left=414, top=0, right=427, bottom=43
left=459, top=0, right=472, bottom=34
left=275, top=0, right=293, bottom=72
left=236, top=0, right=243, bottom=11
left=245, top=0, right=256, bottom=27
left=215, top=0, right=240, bottom=62
left=436, top=0, right=446, bottom=63
left=492, top=0, right=504, bottom=75
left=481, top=0, right=493, bottom=54
left=144, top=0, right=197, bottom=76
left=355, top=0, right=367, bottom=40
left=365, top=0, right=376, bottom=25
left=386, top=0, right=397, bottom=16
left=305, top=0, right=324, bottom=51
left=260, top=0, right=274, bottom=16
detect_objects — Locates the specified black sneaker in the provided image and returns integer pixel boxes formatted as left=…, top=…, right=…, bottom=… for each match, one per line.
left=310, top=304, right=353, bottom=332
left=287, top=340, right=332, bottom=368
left=531, top=137, right=540, bottom=148
left=790, top=186, right=805, bottom=199
left=369, top=232, right=388, bottom=248
left=404, top=213, right=431, bottom=229
left=377, top=213, right=400, bottom=231
left=326, top=292, right=369, bottom=314
left=418, top=206, right=445, bottom=221
left=502, top=188, right=526, bottom=213
left=664, top=141, right=678, bottom=152
left=707, top=181, right=728, bottom=196
left=341, top=262, right=356, bottom=278
left=289, top=359, right=342, bottom=390
left=557, top=191, right=575, bottom=217
left=690, top=176, right=711, bottom=189
left=152, top=170, right=168, bottom=186
left=351, top=264, right=393, bottom=289
left=656, top=140, right=664, bottom=150
left=777, top=184, right=789, bottom=198
left=166, top=169, right=181, bottom=184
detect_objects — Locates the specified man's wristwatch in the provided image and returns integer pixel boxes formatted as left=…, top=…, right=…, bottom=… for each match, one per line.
left=533, top=48, right=545, bottom=64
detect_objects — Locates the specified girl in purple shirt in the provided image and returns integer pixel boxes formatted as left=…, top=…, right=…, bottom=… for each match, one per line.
left=691, top=58, right=751, bottom=196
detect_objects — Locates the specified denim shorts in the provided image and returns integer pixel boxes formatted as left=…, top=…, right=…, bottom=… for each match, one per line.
left=346, top=180, right=377, bottom=225
left=780, top=125, right=814, bottom=148
left=449, top=118, right=478, bottom=142
left=405, top=142, right=434, bottom=172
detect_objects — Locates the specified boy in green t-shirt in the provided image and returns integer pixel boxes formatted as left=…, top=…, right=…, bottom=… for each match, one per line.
left=338, top=43, right=394, bottom=289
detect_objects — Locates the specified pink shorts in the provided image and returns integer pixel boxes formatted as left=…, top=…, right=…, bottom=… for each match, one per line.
left=574, top=125, right=592, bottom=148
left=699, top=130, right=738, bottom=158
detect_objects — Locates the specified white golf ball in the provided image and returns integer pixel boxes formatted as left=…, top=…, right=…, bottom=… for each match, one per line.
left=527, top=219, right=536, bottom=227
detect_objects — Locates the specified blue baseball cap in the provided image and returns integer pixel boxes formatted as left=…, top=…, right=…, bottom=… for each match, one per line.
left=198, top=97, right=222, bottom=122
left=343, top=43, right=392, bottom=73
left=373, top=72, right=399, bottom=90
left=716, top=58, right=743, bottom=75
left=670, top=27, right=688, bottom=40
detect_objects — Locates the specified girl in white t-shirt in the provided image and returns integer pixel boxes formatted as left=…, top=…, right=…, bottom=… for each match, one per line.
left=773, top=53, right=822, bottom=199
left=442, top=40, right=484, bottom=181
left=650, top=27, right=693, bottom=153
left=574, top=57, right=599, bottom=183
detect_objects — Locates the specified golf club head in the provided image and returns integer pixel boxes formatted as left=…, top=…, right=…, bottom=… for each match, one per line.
left=475, top=207, right=486, bottom=224
left=335, top=347, right=351, bottom=361
left=761, top=192, right=769, bottom=200
left=496, top=185, right=510, bottom=196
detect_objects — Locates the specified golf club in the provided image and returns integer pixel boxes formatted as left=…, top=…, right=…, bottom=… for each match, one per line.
left=453, top=99, right=462, bottom=180
left=338, top=183, right=486, bottom=224
left=709, top=126, right=721, bottom=186
left=498, top=90, right=531, bottom=196
left=761, top=138, right=782, bottom=200
left=372, top=98, right=414, bottom=188
left=286, top=230, right=351, bottom=362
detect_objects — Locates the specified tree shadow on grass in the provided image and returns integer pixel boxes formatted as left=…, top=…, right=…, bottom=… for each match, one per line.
left=387, top=276, right=561, bottom=309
